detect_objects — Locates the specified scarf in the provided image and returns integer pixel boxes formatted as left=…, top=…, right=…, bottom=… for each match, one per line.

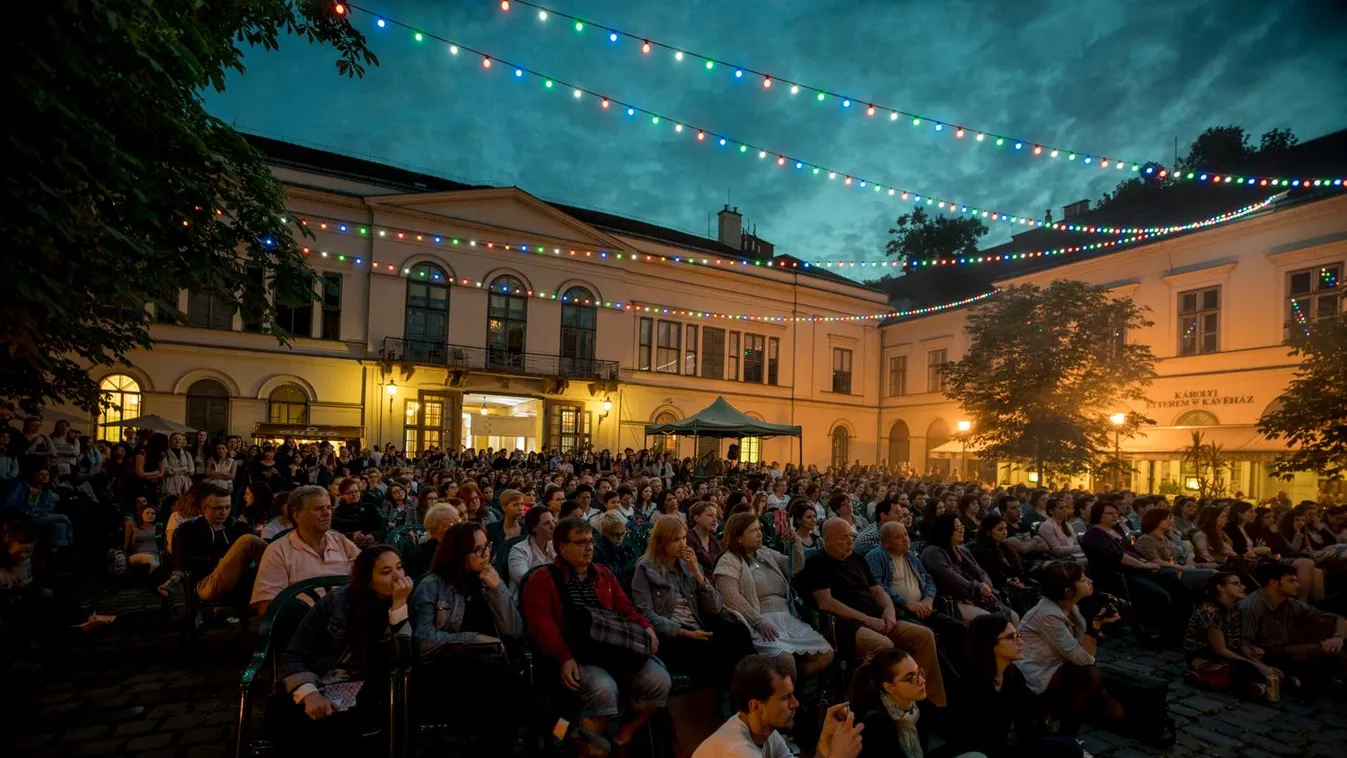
left=881, top=693, right=923, bottom=758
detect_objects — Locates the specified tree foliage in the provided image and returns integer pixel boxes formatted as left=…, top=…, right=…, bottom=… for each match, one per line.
left=885, top=207, right=988, bottom=272
left=1257, top=315, right=1347, bottom=479
left=2, top=0, right=377, bottom=414
left=943, top=281, right=1158, bottom=480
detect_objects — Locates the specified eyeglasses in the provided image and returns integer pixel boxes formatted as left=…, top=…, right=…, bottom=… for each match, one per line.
left=470, top=544, right=492, bottom=557
left=895, top=669, right=926, bottom=685
left=565, top=539, right=595, bottom=549
left=997, top=632, right=1023, bottom=643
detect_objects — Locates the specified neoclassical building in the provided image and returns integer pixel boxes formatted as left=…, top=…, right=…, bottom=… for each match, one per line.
left=63, top=130, right=1347, bottom=501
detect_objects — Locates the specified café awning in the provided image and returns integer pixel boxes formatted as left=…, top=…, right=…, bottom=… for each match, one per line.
left=644, top=396, right=802, bottom=439
left=251, top=423, right=364, bottom=440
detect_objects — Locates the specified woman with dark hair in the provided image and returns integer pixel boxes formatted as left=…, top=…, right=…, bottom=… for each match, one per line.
left=848, top=648, right=932, bottom=758
left=1080, top=500, right=1192, bottom=641
left=968, top=514, right=1029, bottom=593
left=1190, top=505, right=1237, bottom=565
left=134, top=433, right=168, bottom=503
left=242, top=480, right=275, bottom=530
left=919, top=513, right=1010, bottom=623
left=955, top=494, right=981, bottom=537
left=1016, top=561, right=1123, bottom=735
left=274, top=545, right=413, bottom=750
left=412, top=522, right=608, bottom=755
left=1134, top=509, right=1217, bottom=590
left=1224, top=501, right=1271, bottom=561
left=789, top=498, right=819, bottom=549
left=1182, top=571, right=1280, bottom=698
left=1171, top=498, right=1199, bottom=540
left=1265, top=511, right=1326, bottom=602
left=956, top=613, right=1083, bottom=758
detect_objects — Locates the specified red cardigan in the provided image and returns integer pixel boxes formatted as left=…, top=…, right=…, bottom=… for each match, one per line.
left=521, top=558, right=651, bottom=665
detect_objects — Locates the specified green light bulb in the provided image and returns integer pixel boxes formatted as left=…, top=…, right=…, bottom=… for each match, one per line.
left=414, top=32, right=423, bottom=42
left=995, top=138, right=1004, bottom=146
left=574, top=21, right=583, bottom=31
left=651, top=116, right=659, bottom=124
left=816, top=92, right=825, bottom=101
left=545, top=80, right=553, bottom=88
left=705, top=60, right=713, bottom=70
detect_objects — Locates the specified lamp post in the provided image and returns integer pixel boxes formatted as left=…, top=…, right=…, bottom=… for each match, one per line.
left=956, top=419, right=972, bottom=481
left=385, top=380, right=397, bottom=448
left=1109, top=412, right=1126, bottom=490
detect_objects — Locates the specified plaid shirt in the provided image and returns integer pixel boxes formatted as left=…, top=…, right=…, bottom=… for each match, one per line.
left=522, top=558, right=651, bottom=665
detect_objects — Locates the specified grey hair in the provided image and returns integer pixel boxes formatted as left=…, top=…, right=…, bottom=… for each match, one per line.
left=286, top=485, right=331, bottom=521
left=596, top=509, right=628, bottom=538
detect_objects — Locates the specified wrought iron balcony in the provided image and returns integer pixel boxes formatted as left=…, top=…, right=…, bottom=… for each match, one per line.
left=381, top=337, right=620, bottom=381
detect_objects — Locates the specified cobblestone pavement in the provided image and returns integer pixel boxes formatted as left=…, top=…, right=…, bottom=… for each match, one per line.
left=6, top=576, right=1346, bottom=758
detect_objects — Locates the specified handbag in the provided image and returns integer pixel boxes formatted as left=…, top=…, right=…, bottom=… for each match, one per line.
left=107, top=549, right=128, bottom=576
left=548, top=566, right=651, bottom=657
left=1185, top=659, right=1232, bottom=691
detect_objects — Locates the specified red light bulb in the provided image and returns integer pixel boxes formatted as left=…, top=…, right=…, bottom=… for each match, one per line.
left=333, top=3, right=346, bottom=14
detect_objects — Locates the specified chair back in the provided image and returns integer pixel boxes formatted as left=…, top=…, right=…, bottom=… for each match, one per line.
left=387, top=525, right=426, bottom=568
left=251, top=575, right=350, bottom=687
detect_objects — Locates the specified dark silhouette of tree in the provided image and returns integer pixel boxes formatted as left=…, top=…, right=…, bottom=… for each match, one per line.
left=1258, top=314, right=1347, bottom=479
left=885, top=207, right=988, bottom=272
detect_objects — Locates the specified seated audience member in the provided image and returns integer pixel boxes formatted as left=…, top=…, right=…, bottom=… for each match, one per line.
left=1080, top=500, right=1191, bottom=641
left=273, top=545, right=412, bottom=751
left=791, top=499, right=821, bottom=550
left=508, top=505, right=557, bottom=587
left=1037, top=497, right=1085, bottom=561
left=165, top=486, right=202, bottom=556
left=486, top=488, right=526, bottom=546
left=1190, top=505, right=1239, bottom=566
left=161, top=481, right=268, bottom=602
left=1183, top=571, right=1279, bottom=698
left=716, top=513, right=833, bottom=681
left=1016, top=562, right=1123, bottom=736
left=797, top=518, right=947, bottom=707
left=261, top=499, right=294, bottom=541
left=1000, top=497, right=1051, bottom=558
left=1238, top=562, right=1347, bottom=693
left=521, top=517, right=671, bottom=751
left=1134, top=509, right=1217, bottom=591
left=1, top=458, right=72, bottom=550
left=412, top=521, right=607, bottom=756
left=1, top=522, right=115, bottom=664
left=957, top=613, right=1082, bottom=758
left=632, top=515, right=755, bottom=685
left=1171, top=498, right=1198, bottom=540
left=332, top=476, right=384, bottom=548
left=829, top=493, right=868, bottom=532
left=241, top=481, right=274, bottom=532
left=969, top=515, right=1031, bottom=592
left=692, top=655, right=863, bottom=758
left=593, top=509, right=636, bottom=571
left=920, top=513, right=1016, bottom=623
left=848, top=649, right=943, bottom=758
left=123, top=503, right=161, bottom=573
left=854, top=498, right=902, bottom=551
left=410, top=503, right=457, bottom=578
left=251, top=486, right=359, bottom=614
left=865, top=521, right=967, bottom=650
left=1225, top=501, right=1272, bottom=561
left=687, top=501, right=723, bottom=575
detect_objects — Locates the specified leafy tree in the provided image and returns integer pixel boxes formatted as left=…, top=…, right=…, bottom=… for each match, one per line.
left=1257, top=315, right=1347, bottom=479
left=2, top=1, right=376, bottom=414
left=943, top=281, right=1157, bottom=482
left=1180, top=430, right=1231, bottom=500
left=885, top=207, right=988, bottom=272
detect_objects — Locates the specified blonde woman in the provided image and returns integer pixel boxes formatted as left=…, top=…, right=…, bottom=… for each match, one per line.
left=715, top=512, right=832, bottom=682
left=630, top=515, right=755, bottom=686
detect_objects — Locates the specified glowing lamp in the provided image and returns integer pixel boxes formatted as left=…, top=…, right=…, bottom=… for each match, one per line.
left=1110, top=413, right=1126, bottom=426
left=956, top=420, right=972, bottom=433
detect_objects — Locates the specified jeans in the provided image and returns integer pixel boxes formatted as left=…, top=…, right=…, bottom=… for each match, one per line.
left=194, top=535, right=267, bottom=600
left=29, top=514, right=73, bottom=548
left=577, top=658, right=671, bottom=718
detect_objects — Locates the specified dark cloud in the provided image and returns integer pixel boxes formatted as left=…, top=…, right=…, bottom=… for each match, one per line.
left=206, top=0, right=1347, bottom=278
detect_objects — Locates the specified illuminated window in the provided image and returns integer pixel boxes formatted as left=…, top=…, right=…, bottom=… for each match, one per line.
left=97, top=374, right=142, bottom=442
left=267, top=384, right=308, bottom=424
left=1178, top=286, right=1219, bottom=355
left=1287, top=263, right=1341, bottom=334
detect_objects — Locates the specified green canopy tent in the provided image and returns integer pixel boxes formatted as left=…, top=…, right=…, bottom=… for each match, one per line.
left=644, top=396, right=803, bottom=466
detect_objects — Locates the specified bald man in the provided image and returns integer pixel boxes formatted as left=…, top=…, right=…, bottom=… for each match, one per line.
left=796, top=518, right=947, bottom=707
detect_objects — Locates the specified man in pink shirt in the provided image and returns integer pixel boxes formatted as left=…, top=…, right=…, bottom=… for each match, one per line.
left=251, top=485, right=359, bottom=614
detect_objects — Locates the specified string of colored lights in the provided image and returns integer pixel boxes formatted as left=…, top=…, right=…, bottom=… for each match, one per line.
left=492, top=1, right=1346, bottom=188
left=1170, top=170, right=1342, bottom=189
left=334, top=3, right=1147, bottom=234
left=285, top=212, right=999, bottom=320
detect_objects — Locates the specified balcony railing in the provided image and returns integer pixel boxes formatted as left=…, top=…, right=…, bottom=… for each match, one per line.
left=382, top=337, right=620, bottom=381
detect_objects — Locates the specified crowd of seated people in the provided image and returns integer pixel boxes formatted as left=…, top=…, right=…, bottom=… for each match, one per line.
left=4, top=406, right=1346, bottom=752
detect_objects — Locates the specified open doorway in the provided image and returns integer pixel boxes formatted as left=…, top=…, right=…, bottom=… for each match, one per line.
left=462, top=393, right=540, bottom=453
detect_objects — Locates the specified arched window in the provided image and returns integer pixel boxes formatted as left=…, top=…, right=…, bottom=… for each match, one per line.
left=97, top=374, right=142, bottom=442
left=925, top=419, right=951, bottom=476
left=268, top=384, right=309, bottom=424
left=651, top=410, right=678, bottom=454
left=888, top=420, right=911, bottom=467
left=185, top=379, right=230, bottom=442
left=1175, top=410, right=1219, bottom=426
left=487, top=275, right=528, bottom=370
left=830, top=426, right=851, bottom=468
left=560, top=286, right=597, bottom=375
left=405, top=263, right=449, bottom=362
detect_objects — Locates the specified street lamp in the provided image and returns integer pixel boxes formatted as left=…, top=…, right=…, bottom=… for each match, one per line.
left=1109, top=412, right=1125, bottom=490
left=386, top=381, right=397, bottom=449
left=956, top=420, right=972, bottom=480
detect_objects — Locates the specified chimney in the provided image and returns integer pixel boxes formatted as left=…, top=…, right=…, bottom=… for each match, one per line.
left=1044, top=208, right=1053, bottom=224
left=717, top=205, right=742, bottom=250
left=1063, top=199, right=1090, bottom=220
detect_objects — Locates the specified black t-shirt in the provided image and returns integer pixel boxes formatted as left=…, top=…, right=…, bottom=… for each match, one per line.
left=798, top=551, right=882, bottom=618
left=460, top=588, right=497, bottom=635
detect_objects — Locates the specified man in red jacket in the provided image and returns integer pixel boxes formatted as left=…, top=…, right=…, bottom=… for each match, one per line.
left=523, top=517, right=671, bottom=753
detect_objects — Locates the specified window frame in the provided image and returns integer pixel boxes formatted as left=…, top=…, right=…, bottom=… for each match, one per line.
left=701, top=327, right=726, bottom=380
left=560, top=286, right=598, bottom=372
left=1287, top=263, right=1342, bottom=335
left=743, top=333, right=765, bottom=383
left=404, top=264, right=450, bottom=360
left=927, top=349, right=948, bottom=393
left=97, top=374, right=142, bottom=442
left=728, top=332, right=741, bottom=381
left=487, top=275, right=529, bottom=369
left=1177, top=286, right=1221, bottom=356
left=267, top=384, right=309, bottom=425
left=655, top=320, right=682, bottom=374
left=638, top=317, right=653, bottom=371
left=320, top=272, right=343, bottom=341
left=767, top=337, right=779, bottom=386
left=831, top=348, right=853, bottom=394
left=187, top=290, right=236, bottom=330
left=684, top=324, right=698, bottom=376
left=888, top=355, right=907, bottom=397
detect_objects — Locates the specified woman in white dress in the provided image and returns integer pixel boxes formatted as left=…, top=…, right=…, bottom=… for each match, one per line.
left=714, top=512, right=833, bottom=682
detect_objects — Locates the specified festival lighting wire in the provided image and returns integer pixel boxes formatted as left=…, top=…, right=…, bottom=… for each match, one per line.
left=492, top=0, right=1345, bottom=188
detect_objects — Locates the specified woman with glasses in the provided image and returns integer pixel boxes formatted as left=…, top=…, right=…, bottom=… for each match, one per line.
left=593, top=510, right=635, bottom=571
left=1182, top=571, right=1281, bottom=698
left=956, top=613, right=1083, bottom=758
left=332, top=476, right=384, bottom=548
left=847, top=648, right=938, bottom=758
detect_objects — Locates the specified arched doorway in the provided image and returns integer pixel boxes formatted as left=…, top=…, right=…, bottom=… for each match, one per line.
left=830, top=426, right=851, bottom=469
left=186, top=379, right=230, bottom=442
left=888, top=420, right=911, bottom=468
left=925, top=419, right=951, bottom=476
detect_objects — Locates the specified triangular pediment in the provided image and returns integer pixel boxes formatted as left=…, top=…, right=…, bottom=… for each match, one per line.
left=364, top=187, right=630, bottom=252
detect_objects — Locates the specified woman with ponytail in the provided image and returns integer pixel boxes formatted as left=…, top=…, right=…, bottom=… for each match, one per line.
left=848, top=649, right=971, bottom=758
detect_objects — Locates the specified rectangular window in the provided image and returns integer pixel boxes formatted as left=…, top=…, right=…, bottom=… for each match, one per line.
left=1178, top=286, right=1220, bottom=355
left=728, top=332, right=741, bottom=381
left=767, top=337, right=779, bottom=386
left=888, top=355, right=907, bottom=396
left=638, top=317, right=653, bottom=371
left=702, top=327, right=725, bottom=380
left=927, top=349, right=948, bottom=393
left=548, top=403, right=589, bottom=453
left=685, top=325, right=698, bottom=376
left=242, top=267, right=266, bottom=333
left=740, top=437, right=761, bottom=463
left=321, top=273, right=343, bottom=340
left=187, top=290, right=235, bottom=330
left=832, top=348, right=853, bottom=394
left=1287, top=263, right=1341, bottom=333
left=273, top=288, right=312, bottom=338
left=743, top=334, right=765, bottom=383
left=656, top=321, right=682, bottom=373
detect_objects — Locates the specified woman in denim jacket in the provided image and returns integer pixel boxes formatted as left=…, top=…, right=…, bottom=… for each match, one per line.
left=412, top=522, right=607, bottom=756
left=631, top=514, right=754, bottom=686
left=276, top=545, right=413, bottom=750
